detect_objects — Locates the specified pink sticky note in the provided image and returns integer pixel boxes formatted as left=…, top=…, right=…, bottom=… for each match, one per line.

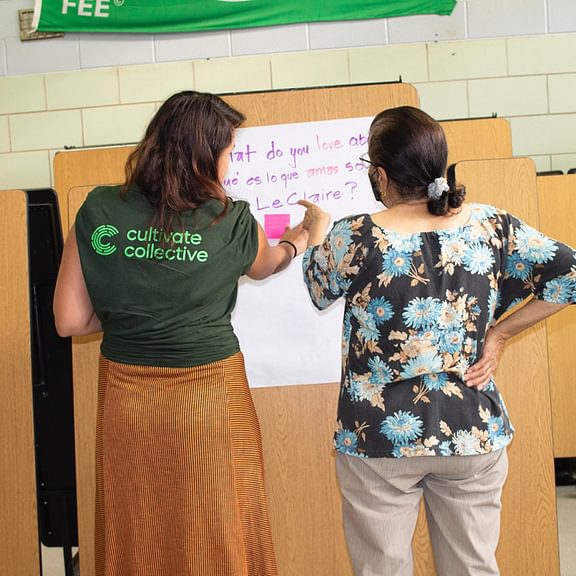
left=264, top=213, right=291, bottom=239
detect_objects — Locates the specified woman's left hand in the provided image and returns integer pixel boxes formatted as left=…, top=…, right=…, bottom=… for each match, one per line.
left=279, top=223, right=309, bottom=256
left=464, top=327, right=507, bottom=390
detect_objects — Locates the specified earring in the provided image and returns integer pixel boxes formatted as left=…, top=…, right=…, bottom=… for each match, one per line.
left=380, top=178, right=387, bottom=198
left=369, top=169, right=382, bottom=202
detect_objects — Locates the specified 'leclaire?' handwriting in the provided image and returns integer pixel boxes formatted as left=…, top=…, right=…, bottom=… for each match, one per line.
left=254, top=180, right=359, bottom=211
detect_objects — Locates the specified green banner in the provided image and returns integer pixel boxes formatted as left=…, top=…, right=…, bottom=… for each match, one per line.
left=34, top=0, right=456, bottom=34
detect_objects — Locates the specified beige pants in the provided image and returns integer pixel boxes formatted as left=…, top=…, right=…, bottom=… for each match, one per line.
left=336, top=449, right=508, bottom=576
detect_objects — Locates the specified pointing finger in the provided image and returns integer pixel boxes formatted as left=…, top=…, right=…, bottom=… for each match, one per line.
left=297, top=199, right=315, bottom=208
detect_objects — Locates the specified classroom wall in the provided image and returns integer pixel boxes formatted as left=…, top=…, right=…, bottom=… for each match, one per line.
left=1, top=0, right=576, bottom=190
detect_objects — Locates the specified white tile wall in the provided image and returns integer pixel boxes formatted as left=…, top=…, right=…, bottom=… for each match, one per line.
left=0, top=0, right=33, bottom=39
left=1, top=2, right=576, bottom=77
left=154, top=31, right=230, bottom=63
left=467, top=0, right=546, bottom=38
left=308, top=19, right=388, bottom=50
left=1, top=0, right=576, bottom=80
left=388, top=1, right=467, bottom=44
left=548, top=0, right=576, bottom=34
left=0, top=2, right=25, bottom=38
left=5, top=36, right=81, bottom=75
left=0, top=41, right=6, bottom=76
left=231, top=24, right=308, bottom=56
left=79, top=34, right=154, bottom=69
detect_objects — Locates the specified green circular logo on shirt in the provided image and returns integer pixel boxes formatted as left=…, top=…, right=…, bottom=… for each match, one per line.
left=91, top=224, right=119, bottom=255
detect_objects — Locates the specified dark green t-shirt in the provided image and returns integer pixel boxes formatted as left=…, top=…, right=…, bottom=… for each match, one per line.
left=75, top=186, right=259, bottom=367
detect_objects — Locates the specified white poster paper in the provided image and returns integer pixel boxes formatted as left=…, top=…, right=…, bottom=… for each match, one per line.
left=227, top=116, right=381, bottom=387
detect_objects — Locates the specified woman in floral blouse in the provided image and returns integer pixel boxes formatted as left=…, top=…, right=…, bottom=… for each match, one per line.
left=299, top=106, right=576, bottom=576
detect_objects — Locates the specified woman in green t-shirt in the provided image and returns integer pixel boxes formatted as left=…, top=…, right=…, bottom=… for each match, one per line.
left=54, top=91, right=308, bottom=576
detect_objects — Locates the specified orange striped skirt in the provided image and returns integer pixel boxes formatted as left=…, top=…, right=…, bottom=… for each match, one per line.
left=95, top=352, right=278, bottom=576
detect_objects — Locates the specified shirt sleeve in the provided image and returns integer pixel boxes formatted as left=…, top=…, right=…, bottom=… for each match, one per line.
left=495, top=212, right=576, bottom=320
left=73, top=188, right=100, bottom=262
left=302, top=215, right=369, bottom=310
left=232, top=200, right=259, bottom=274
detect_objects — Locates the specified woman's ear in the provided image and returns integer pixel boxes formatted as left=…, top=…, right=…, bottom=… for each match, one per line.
left=376, top=167, right=388, bottom=197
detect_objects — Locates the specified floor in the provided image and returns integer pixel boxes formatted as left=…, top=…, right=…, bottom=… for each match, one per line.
left=41, top=546, right=77, bottom=576
left=41, top=487, right=576, bottom=575
left=557, top=485, right=576, bottom=576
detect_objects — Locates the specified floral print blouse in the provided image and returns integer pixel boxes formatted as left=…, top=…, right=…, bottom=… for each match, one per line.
left=302, top=203, right=576, bottom=458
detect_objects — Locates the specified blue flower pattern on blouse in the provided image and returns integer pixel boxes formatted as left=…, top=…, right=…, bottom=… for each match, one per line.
left=302, top=204, right=576, bottom=458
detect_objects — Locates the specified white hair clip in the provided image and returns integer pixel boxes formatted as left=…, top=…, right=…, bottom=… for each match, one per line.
left=427, top=177, right=449, bottom=200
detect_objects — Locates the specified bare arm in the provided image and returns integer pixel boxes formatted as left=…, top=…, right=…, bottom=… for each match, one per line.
left=465, top=298, right=569, bottom=389
left=53, top=226, right=102, bottom=337
left=246, top=222, right=309, bottom=280
left=248, top=200, right=332, bottom=280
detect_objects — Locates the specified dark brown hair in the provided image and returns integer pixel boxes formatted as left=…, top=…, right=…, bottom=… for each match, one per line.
left=123, top=90, right=245, bottom=231
left=368, top=106, right=465, bottom=215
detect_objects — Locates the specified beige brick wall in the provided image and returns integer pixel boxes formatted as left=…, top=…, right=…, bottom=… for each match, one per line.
left=1, top=33, right=576, bottom=189
left=82, top=103, right=156, bottom=147
left=271, top=50, right=349, bottom=89
left=428, top=39, right=508, bottom=81
left=46, top=69, right=120, bottom=110
left=0, top=151, right=51, bottom=189
left=0, top=116, right=10, bottom=154
left=10, top=110, right=83, bottom=152
left=0, top=76, right=46, bottom=114
left=349, top=45, right=428, bottom=84
left=195, top=56, right=272, bottom=93
left=118, top=63, right=195, bottom=104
